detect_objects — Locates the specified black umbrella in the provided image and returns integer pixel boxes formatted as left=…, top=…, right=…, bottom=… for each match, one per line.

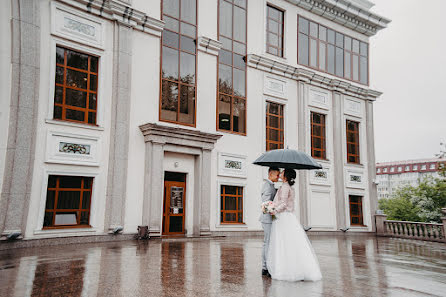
left=253, top=149, right=322, bottom=170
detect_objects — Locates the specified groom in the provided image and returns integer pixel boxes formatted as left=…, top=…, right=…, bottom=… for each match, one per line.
left=259, top=167, right=280, bottom=277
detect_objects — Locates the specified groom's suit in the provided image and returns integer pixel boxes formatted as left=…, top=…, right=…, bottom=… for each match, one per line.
left=259, top=179, right=277, bottom=271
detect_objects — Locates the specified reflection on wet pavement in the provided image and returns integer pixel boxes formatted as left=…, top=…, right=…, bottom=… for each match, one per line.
left=0, top=236, right=445, bottom=297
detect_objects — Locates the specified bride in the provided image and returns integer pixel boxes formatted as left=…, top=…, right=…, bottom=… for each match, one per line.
left=267, top=168, right=322, bottom=281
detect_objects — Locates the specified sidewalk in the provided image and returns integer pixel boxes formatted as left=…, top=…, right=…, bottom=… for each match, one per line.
left=1, top=235, right=445, bottom=296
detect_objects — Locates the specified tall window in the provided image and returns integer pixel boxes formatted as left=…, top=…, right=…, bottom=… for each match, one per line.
left=349, top=195, right=364, bottom=226
left=220, top=185, right=243, bottom=224
left=218, top=0, right=247, bottom=134
left=54, top=47, right=99, bottom=124
left=266, top=5, right=284, bottom=57
left=266, top=102, right=284, bottom=151
left=44, top=175, right=93, bottom=228
left=298, top=16, right=369, bottom=85
left=310, top=112, right=326, bottom=159
left=346, top=120, right=360, bottom=164
left=160, top=0, right=197, bottom=126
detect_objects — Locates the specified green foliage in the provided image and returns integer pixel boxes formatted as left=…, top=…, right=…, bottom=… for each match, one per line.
left=379, top=188, right=421, bottom=222
left=379, top=161, right=446, bottom=223
left=410, top=169, right=446, bottom=223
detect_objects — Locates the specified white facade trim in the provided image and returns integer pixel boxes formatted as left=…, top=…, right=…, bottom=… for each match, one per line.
left=36, top=169, right=100, bottom=235
left=284, top=0, right=391, bottom=37
left=215, top=179, right=248, bottom=230
left=46, top=36, right=107, bottom=128
left=247, top=54, right=383, bottom=101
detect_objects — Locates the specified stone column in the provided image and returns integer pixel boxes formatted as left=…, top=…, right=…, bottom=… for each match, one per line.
left=375, top=213, right=387, bottom=236
left=148, top=142, right=164, bottom=237
left=365, top=101, right=378, bottom=231
left=297, top=81, right=309, bottom=226
left=104, top=23, right=133, bottom=233
left=0, top=0, right=40, bottom=238
left=200, top=149, right=212, bottom=236
left=193, top=153, right=202, bottom=236
left=332, top=91, right=347, bottom=229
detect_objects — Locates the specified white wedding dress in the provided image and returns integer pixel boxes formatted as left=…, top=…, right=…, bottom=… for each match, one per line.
left=266, top=182, right=322, bottom=282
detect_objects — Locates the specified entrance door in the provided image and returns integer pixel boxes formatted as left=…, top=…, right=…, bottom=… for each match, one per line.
left=163, top=172, right=186, bottom=235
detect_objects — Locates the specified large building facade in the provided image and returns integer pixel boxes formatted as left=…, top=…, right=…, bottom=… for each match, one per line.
left=0, top=0, right=389, bottom=241
left=376, top=158, right=446, bottom=199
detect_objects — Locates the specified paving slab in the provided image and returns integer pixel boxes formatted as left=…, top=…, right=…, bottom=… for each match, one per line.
left=0, top=235, right=445, bottom=297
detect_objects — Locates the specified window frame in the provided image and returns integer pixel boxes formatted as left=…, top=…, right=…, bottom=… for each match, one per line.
left=266, top=4, right=285, bottom=57
left=349, top=195, right=364, bottom=226
left=346, top=119, right=360, bottom=164
left=220, top=184, right=244, bottom=224
left=159, top=0, right=198, bottom=127
left=53, top=46, right=100, bottom=125
left=266, top=101, right=284, bottom=151
left=310, top=111, right=327, bottom=160
left=43, top=175, right=94, bottom=229
left=297, top=15, right=369, bottom=86
left=217, top=0, right=248, bottom=135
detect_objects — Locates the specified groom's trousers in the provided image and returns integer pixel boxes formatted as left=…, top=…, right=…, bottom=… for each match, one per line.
left=262, top=223, right=272, bottom=270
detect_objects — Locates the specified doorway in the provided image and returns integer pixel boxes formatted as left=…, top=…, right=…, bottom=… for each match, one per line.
left=163, top=172, right=186, bottom=235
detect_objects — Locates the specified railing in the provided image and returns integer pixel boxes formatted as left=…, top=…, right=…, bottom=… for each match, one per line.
left=384, top=220, right=444, bottom=242
left=375, top=209, right=446, bottom=243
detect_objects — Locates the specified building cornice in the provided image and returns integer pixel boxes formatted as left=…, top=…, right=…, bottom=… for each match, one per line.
left=285, top=0, right=391, bottom=37
left=139, top=123, right=222, bottom=150
left=57, top=0, right=164, bottom=37
left=247, top=54, right=382, bottom=100
left=197, top=37, right=223, bottom=56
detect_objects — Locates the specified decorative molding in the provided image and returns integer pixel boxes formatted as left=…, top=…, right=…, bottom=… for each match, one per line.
left=139, top=123, right=222, bottom=150
left=218, top=153, right=247, bottom=178
left=247, top=54, right=382, bottom=101
left=285, top=0, right=391, bottom=37
left=309, top=88, right=329, bottom=110
left=57, top=0, right=165, bottom=37
left=198, top=37, right=222, bottom=56
left=346, top=169, right=365, bottom=189
left=310, top=166, right=330, bottom=186
left=52, top=2, right=106, bottom=49
left=345, top=98, right=362, bottom=117
left=264, top=75, right=287, bottom=99
left=59, top=142, right=91, bottom=155
left=45, top=131, right=100, bottom=166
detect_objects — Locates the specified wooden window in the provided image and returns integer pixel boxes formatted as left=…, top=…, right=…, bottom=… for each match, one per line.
left=43, top=175, right=93, bottom=229
left=218, top=0, right=247, bottom=134
left=54, top=47, right=99, bottom=124
left=160, top=0, right=197, bottom=126
left=297, top=15, right=368, bottom=85
left=311, top=112, right=326, bottom=159
left=220, top=185, right=243, bottom=224
left=266, top=5, right=284, bottom=57
left=346, top=120, right=360, bottom=164
left=266, top=102, right=284, bottom=151
left=349, top=195, right=364, bottom=226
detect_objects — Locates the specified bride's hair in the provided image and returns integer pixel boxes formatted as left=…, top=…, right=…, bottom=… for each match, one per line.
left=284, top=169, right=297, bottom=186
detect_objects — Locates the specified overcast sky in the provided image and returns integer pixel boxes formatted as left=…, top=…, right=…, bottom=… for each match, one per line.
left=369, top=0, right=446, bottom=163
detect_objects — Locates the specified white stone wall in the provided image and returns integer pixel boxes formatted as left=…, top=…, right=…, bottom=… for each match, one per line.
left=0, top=0, right=12, bottom=206
left=24, top=0, right=115, bottom=238
left=1, top=0, right=383, bottom=239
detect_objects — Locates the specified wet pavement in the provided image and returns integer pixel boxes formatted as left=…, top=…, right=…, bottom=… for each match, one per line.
left=0, top=236, right=445, bottom=297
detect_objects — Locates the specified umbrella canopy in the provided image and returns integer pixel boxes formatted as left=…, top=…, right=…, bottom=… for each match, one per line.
left=253, top=149, right=322, bottom=170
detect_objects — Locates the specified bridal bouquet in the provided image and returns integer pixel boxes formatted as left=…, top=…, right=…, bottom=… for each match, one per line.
left=261, top=201, right=276, bottom=220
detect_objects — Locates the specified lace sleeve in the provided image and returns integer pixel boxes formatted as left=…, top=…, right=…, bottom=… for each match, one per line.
left=274, top=185, right=290, bottom=213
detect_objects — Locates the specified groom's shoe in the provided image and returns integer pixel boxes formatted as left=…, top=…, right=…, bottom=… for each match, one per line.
left=262, top=269, right=271, bottom=277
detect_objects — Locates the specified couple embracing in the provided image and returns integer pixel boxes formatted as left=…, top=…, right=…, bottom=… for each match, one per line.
left=260, top=167, right=322, bottom=281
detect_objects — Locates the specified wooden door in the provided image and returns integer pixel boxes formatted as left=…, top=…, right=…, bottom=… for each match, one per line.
left=163, top=180, right=186, bottom=235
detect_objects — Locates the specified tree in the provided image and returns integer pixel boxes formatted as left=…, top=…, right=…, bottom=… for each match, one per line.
left=410, top=163, right=446, bottom=223
left=379, top=187, right=421, bottom=222
left=379, top=159, right=446, bottom=223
